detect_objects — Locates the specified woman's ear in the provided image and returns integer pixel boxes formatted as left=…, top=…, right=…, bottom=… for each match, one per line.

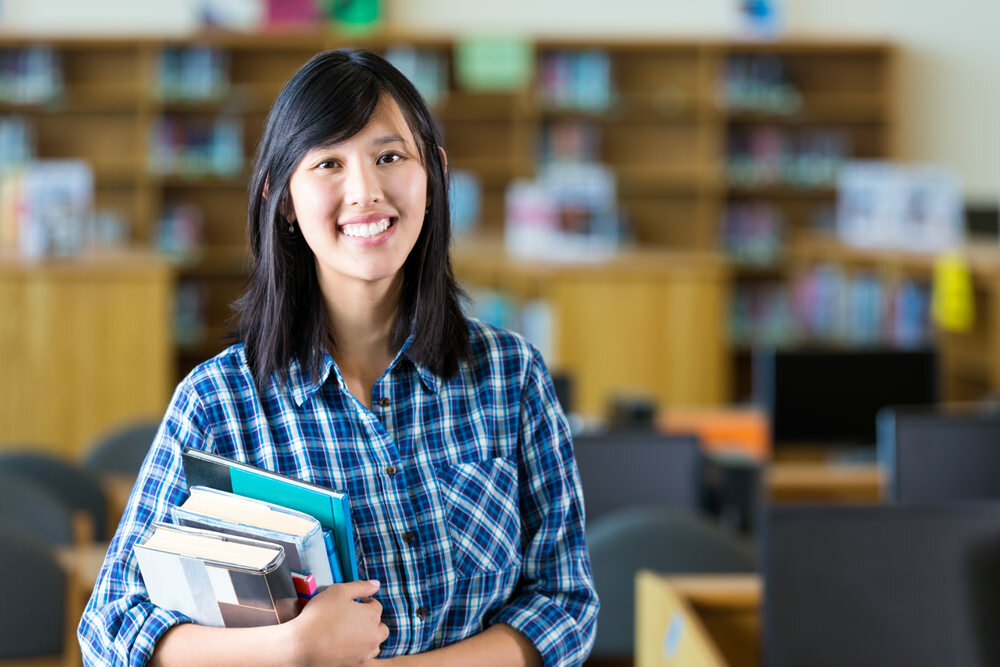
left=438, top=145, right=448, bottom=175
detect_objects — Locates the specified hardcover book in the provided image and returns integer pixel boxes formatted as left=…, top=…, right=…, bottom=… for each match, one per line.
left=134, top=522, right=299, bottom=627
left=181, top=447, right=359, bottom=582
left=173, top=485, right=340, bottom=586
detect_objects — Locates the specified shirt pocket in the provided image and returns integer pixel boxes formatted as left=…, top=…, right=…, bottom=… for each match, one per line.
left=436, top=456, right=522, bottom=577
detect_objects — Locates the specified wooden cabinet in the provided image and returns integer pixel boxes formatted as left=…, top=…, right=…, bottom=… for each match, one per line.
left=0, top=251, right=172, bottom=457
left=452, top=240, right=730, bottom=416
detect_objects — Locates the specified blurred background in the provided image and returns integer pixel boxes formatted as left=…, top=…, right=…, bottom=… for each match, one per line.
left=3, top=1, right=1000, bottom=666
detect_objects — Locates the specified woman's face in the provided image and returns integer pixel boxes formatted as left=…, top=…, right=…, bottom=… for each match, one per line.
left=287, top=95, right=427, bottom=295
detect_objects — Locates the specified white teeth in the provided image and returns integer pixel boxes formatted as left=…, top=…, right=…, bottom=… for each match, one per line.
left=342, top=218, right=391, bottom=238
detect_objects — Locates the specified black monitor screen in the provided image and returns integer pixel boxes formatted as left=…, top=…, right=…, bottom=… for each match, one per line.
left=764, top=504, right=1000, bottom=667
left=753, top=347, right=938, bottom=446
left=879, top=407, right=1000, bottom=504
left=572, top=432, right=701, bottom=522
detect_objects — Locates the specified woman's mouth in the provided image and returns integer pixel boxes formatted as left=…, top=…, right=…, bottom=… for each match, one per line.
left=340, top=216, right=396, bottom=239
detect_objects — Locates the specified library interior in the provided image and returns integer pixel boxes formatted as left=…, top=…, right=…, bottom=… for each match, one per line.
left=2, top=1, right=1000, bottom=665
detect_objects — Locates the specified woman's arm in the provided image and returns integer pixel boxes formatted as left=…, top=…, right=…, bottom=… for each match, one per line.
left=151, top=580, right=389, bottom=667
left=376, top=624, right=540, bottom=667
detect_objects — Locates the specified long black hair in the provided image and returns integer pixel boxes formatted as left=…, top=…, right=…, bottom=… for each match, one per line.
left=233, top=49, right=469, bottom=388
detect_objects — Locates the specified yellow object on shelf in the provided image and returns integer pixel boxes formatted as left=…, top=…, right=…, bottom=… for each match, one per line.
left=931, top=251, right=975, bottom=332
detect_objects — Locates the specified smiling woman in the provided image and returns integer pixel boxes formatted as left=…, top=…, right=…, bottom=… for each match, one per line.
left=78, top=49, right=598, bottom=667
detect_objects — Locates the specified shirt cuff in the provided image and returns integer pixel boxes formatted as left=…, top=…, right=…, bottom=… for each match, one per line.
left=490, top=592, right=596, bottom=667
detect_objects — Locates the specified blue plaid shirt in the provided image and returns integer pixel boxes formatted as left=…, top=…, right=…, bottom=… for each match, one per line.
left=78, top=318, right=598, bottom=666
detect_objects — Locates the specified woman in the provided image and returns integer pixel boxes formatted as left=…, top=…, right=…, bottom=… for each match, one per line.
left=79, top=49, right=598, bottom=666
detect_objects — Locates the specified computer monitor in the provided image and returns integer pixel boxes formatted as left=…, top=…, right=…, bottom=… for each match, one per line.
left=878, top=405, right=1000, bottom=504
left=763, top=504, right=1000, bottom=667
left=753, top=346, right=938, bottom=448
left=572, top=431, right=702, bottom=522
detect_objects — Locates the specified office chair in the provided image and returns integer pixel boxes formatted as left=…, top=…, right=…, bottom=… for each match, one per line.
left=80, top=418, right=159, bottom=476
left=0, top=522, right=76, bottom=665
left=0, top=450, right=105, bottom=541
left=573, top=431, right=703, bottom=523
left=0, top=471, right=83, bottom=546
left=585, top=506, right=756, bottom=665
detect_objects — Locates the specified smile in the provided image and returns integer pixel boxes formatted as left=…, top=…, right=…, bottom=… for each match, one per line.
left=340, top=217, right=395, bottom=239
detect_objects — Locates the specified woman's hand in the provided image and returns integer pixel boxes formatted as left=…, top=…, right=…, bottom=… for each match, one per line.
left=287, top=579, right=390, bottom=666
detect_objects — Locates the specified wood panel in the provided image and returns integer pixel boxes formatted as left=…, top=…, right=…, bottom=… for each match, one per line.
left=453, top=241, right=730, bottom=418
left=0, top=252, right=172, bottom=457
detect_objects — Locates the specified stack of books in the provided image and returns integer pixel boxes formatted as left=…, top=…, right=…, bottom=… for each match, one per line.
left=134, top=449, right=358, bottom=628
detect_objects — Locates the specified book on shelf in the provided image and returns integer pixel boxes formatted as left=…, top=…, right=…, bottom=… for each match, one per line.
left=173, top=485, right=342, bottom=587
left=181, top=447, right=359, bottom=583
left=134, top=522, right=299, bottom=628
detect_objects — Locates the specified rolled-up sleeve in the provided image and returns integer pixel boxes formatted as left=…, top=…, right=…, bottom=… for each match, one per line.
left=78, top=379, right=207, bottom=666
left=490, top=347, right=599, bottom=666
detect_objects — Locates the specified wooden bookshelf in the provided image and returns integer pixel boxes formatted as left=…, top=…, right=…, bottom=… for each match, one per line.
left=0, top=34, right=910, bottom=410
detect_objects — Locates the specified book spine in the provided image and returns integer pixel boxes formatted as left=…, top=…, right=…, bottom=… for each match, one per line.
left=323, top=529, right=344, bottom=583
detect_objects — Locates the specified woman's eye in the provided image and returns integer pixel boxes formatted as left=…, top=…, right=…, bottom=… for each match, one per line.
left=377, top=153, right=402, bottom=165
left=317, top=159, right=339, bottom=169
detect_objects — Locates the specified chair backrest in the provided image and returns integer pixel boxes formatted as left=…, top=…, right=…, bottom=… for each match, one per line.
left=878, top=405, right=1000, bottom=504
left=764, top=504, right=1000, bottom=667
left=0, top=471, right=77, bottom=545
left=586, top=506, right=756, bottom=658
left=0, top=450, right=106, bottom=540
left=80, top=419, right=159, bottom=476
left=573, top=431, right=703, bottom=523
left=0, top=522, right=68, bottom=660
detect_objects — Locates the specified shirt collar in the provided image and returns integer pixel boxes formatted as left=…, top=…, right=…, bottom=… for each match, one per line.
left=287, top=334, right=441, bottom=407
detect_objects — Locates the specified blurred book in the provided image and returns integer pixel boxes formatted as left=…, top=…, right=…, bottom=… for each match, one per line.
left=0, top=159, right=94, bottom=258
left=836, top=161, right=964, bottom=252
left=455, top=37, right=533, bottom=92
left=504, top=162, right=622, bottom=261
left=385, top=47, right=447, bottom=108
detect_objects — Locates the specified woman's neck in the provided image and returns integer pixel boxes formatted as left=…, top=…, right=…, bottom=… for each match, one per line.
left=321, top=274, right=403, bottom=408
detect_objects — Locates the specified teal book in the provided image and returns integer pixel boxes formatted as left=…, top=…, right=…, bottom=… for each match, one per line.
left=181, top=448, right=359, bottom=582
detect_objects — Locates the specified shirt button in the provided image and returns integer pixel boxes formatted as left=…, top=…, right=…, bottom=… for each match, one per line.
left=384, top=465, right=398, bottom=476
left=402, top=531, right=416, bottom=545
left=378, top=397, right=391, bottom=408
left=416, top=606, right=429, bottom=619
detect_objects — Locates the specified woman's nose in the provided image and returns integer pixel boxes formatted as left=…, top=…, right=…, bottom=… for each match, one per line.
left=344, top=163, right=382, bottom=206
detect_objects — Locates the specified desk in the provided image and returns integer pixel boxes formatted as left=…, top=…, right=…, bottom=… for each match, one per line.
left=636, top=571, right=761, bottom=667
left=766, top=461, right=883, bottom=503
left=52, top=541, right=109, bottom=667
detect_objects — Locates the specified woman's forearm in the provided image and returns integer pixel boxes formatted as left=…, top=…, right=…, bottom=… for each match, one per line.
left=150, top=622, right=297, bottom=667
left=377, top=624, right=542, bottom=667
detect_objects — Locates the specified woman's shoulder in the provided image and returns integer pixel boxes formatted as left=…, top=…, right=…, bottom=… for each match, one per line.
left=177, top=343, right=256, bottom=398
left=463, top=317, right=544, bottom=376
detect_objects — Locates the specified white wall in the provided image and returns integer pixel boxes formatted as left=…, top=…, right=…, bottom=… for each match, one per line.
left=1, top=0, right=997, bottom=202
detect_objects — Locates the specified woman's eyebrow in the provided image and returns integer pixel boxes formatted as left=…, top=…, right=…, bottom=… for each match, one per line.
left=373, top=134, right=407, bottom=147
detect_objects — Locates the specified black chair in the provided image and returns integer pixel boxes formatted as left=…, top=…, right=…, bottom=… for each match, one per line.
left=0, top=522, right=73, bottom=663
left=0, top=471, right=82, bottom=545
left=573, top=431, right=703, bottom=523
left=877, top=405, right=1000, bottom=504
left=586, top=506, right=756, bottom=663
left=80, top=419, right=159, bottom=476
left=0, top=450, right=105, bottom=541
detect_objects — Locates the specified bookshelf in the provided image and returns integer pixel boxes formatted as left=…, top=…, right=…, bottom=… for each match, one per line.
left=0, top=34, right=918, bottom=412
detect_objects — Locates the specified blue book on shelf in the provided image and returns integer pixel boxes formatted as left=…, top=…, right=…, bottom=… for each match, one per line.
left=181, top=448, right=359, bottom=582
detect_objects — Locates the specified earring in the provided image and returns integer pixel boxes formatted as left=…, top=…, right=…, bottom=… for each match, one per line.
left=288, top=221, right=295, bottom=233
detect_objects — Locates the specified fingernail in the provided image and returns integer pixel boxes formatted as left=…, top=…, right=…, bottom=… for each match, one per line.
left=369, top=579, right=381, bottom=587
